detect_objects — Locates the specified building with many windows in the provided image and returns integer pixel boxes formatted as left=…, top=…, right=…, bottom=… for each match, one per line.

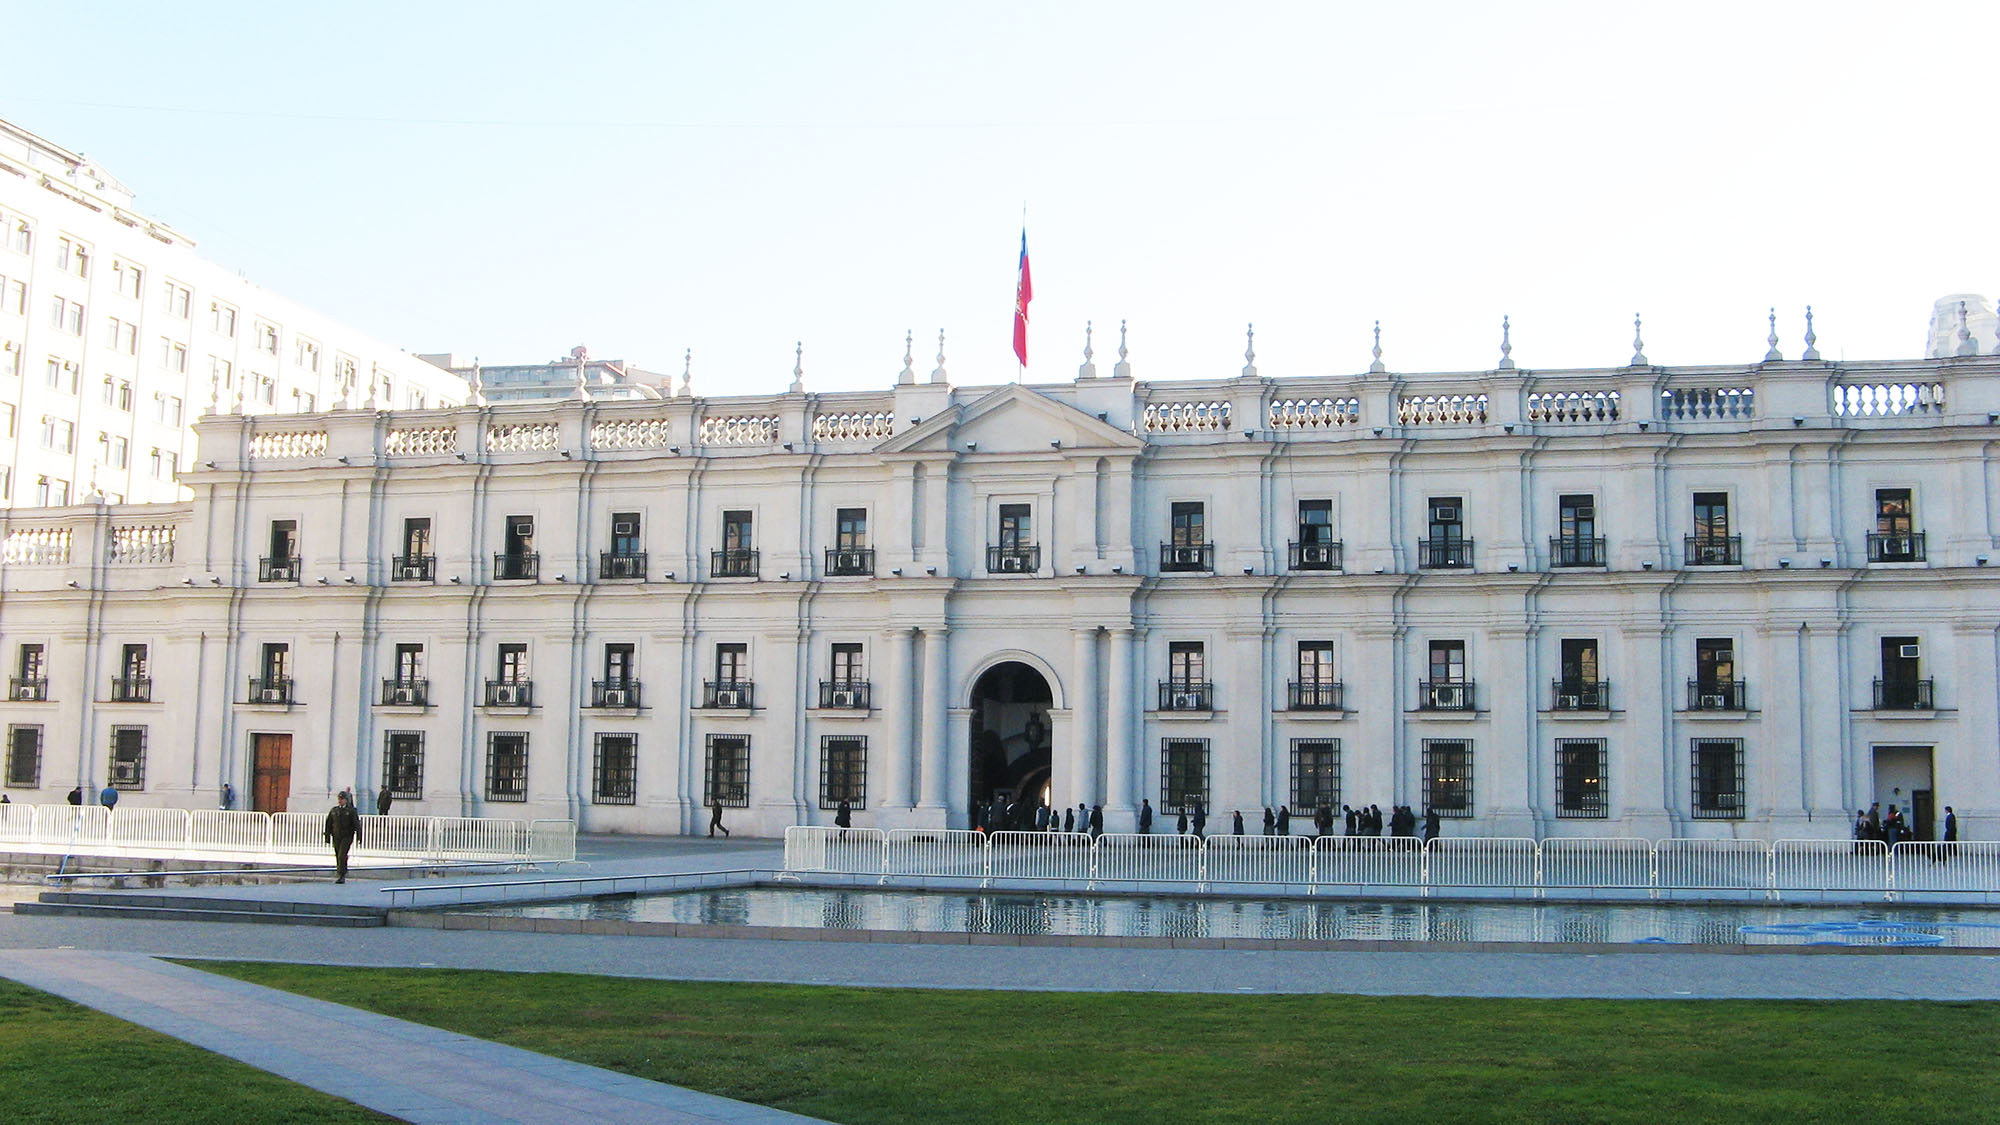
left=0, top=117, right=467, bottom=508
left=0, top=328, right=1995, bottom=842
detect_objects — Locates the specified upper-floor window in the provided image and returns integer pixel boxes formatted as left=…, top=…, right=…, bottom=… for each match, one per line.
left=1292, top=499, right=1339, bottom=570
left=714, top=510, right=757, bottom=577
left=34, top=477, right=70, bottom=506
left=295, top=339, right=320, bottom=372
left=1168, top=640, right=1205, bottom=685
left=998, top=503, right=1031, bottom=549
left=393, top=643, right=424, bottom=684
left=836, top=508, right=867, bottom=550
left=102, top=376, right=132, bottom=411
left=55, top=236, right=90, bottom=277
left=8, top=218, right=31, bottom=254
left=1689, top=637, right=1744, bottom=711
left=496, top=515, right=538, bottom=580
left=113, top=260, right=143, bottom=299
left=158, top=339, right=187, bottom=373
left=106, top=316, right=137, bottom=355
left=211, top=356, right=232, bottom=389
left=1428, top=497, right=1464, bottom=542
left=722, top=510, right=753, bottom=552
left=45, top=357, right=77, bottom=393
left=104, top=435, right=128, bottom=469
left=1869, top=488, right=1924, bottom=562
left=256, top=322, right=278, bottom=355
left=1553, top=494, right=1603, bottom=566
left=16, top=643, right=46, bottom=686
left=1, top=276, right=23, bottom=316
left=1876, top=635, right=1930, bottom=710
left=497, top=642, right=529, bottom=683
left=1554, top=638, right=1606, bottom=710
left=604, top=642, right=635, bottom=684
left=269, top=519, right=298, bottom=561
left=401, top=517, right=432, bottom=560
left=715, top=642, right=748, bottom=685
left=49, top=296, right=83, bottom=335
left=1421, top=497, right=1472, bottom=568
left=504, top=515, right=534, bottom=556
left=991, top=502, right=1037, bottom=572
left=40, top=417, right=74, bottom=453
left=1422, top=639, right=1471, bottom=710
left=210, top=301, right=237, bottom=338
left=1687, top=491, right=1739, bottom=565
left=158, top=394, right=183, bottom=427
left=163, top=282, right=191, bottom=319
left=830, top=642, right=864, bottom=684
left=1162, top=501, right=1212, bottom=571
left=1291, top=640, right=1341, bottom=710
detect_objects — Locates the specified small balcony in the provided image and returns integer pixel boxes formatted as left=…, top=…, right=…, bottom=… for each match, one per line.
left=1418, top=680, right=1475, bottom=711
left=599, top=551, right=647, bottom=580
left=1550, top=536, right=1606, bottom=568
left=590, top=679, right=643, bottom=709
left=1288, top=540, right=1343, bottom=571
left=825, top=548, right=874, bottom=577
left=711, top=548, right=759, bottom=578
left=391, top=554, right=436, bottom=582
left=380, top=678, right=429, bottom=707
left=1287, top=680, right=1346, bottom=711
left=703, top=680, right=754, bottom=709
left=1687, top=679, right=1748, bottom=711
left=1552, top=678, right=1611, bottom=711
left=259, top=556, right=300, bottom=583
left=109, top=676, right=151, bottom=703
left=987, top=544, right=1040, bottom=574
left=1867, top=532, right=1926, bottom=563
left=246, top=676, right=293, bottom=706
left=1683, top=534, right=1741, bottom=566
left=818, top=680, right=872, bottom=709
left=9, top=677, right=48, bottom=702
left=1159, top=543, right=1214, bottom=573
left=1873, top=677, right=1935, bottom=711
left=1158, top=680, right=1214, bottom=711
left=1418, top=537, right=1474, bottom=569
left=493, top=552, right=540, bottom=581
left=484, top=679, right=533, bottom=708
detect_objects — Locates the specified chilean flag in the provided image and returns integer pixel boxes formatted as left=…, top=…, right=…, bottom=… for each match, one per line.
left=1012, top=228, right=1032, bottom=367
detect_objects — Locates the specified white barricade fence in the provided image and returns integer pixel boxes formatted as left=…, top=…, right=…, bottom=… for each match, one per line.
left=428, top=816, right=526, bottom=860
left=1656, top=838, right=1771, bottom=891
left=988, top=830, right=1093, bottom=881
left=188, top=810, right=272, bottom=853
left=0, top=801, right=37, bottom=841
left=883, top=828, right=985, bottom=877
left=1890, top=841, right=2000, bottom=894
left=353, top=814, right=436, bottom=859
left=269, top=811, right=325, bottom=856
left=107, top=807, right=192, bottom=849
left=1426, top=837, right=1539, bottom=888
left=529, top=820, right=578, bottom=863
left=35, top=804, right=111, bottom=846
left=1315, top=835, right=1425, bottom=886
left=1541, top=837, right=1654, bottom=889
left=781, top=825, right=883, bottom=873
left=1203, top=834, right=1313, bottom=885
left=1092, top=833, right=1204, bottom=883
left=1773, top=839, right=1889, bottom=892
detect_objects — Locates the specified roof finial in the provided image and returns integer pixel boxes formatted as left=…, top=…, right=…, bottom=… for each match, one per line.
left=1802, top=306, right=1821, bottom=361
left=930, top=330, right=949, bottom=384
left=1957, top=300, right=1980, bottom=357
left=1078, top=321, right=1097, bottom=380
left=790, top=341, right=805, bottom=393
left=469, top=357, right=487, bottom=407
left=897, top=330, right=915, bottom=385
left=1497, top=315, right=1515, bottom=371
left=1241, top=322, right=1257, bottom=378
left=1763, top=308, right=1783, bottom=362
left=677, top=349, right=692, bottom=398
left=1629, top=314, right=1647, bottom=367
left=571, top=346, right=591, bottom=402
left=1113, top=319, right=1132, bottom=379
left=1368, top=320, right=1386, bottom=374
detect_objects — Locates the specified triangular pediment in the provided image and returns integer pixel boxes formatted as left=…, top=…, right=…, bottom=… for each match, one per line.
left=876, top=384, right=1144, bottom=455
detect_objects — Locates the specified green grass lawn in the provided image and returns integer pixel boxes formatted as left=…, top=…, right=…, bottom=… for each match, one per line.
left=0, top=977, right=388, bottom=1124
left=190, top=961, right=1999, bottom=1124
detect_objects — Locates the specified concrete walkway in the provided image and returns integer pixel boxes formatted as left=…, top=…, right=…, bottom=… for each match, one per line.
left=0, top=947, right=822, bottom=1125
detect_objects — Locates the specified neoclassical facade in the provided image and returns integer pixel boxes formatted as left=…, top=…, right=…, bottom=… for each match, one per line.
left=0, top=337, right=1995, bottom=841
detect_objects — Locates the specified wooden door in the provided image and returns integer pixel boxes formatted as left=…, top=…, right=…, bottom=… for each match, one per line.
left=251, top=733, right=292, bottom=813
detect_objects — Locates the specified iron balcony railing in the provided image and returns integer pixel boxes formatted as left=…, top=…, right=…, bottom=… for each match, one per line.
left=1683, top=534, right=1741, bottom=566
left=1550, top=535, right=1606, bottom=567
left=1287, top=680, right=1346, bottom=710
left=9, top=677, right=48, bottom=702
left=599, top=551, right=647, bottom=580
left=1288, top=540, right=1343, bottom=571
left=987, top=544, right=1040, bottom=574
left=259, top=556, right=300, bottom=582
left=1867, top=532, right=1926, bottom=563
left=818, top=680, right=872, bottom=709
left=109, top=676, right=151, bottom=703
left=1159, top=542, right=1214, bottom=572
left=483, top=679, right=533, bottom=707
left=1552, top=678, right=1611, bottom=711
left=1418, top=680, right=1475, bottom=711
left=380, top=678, right=429, bottom=707
left=493, top=552, right=540, bottom=581
left=246, top=676, right=293, bottom=705
left=825, top=548, right=875, bottom=577
left=1158, top=680, right=1214, bottom=711
left=1418, top=537, right=1474, bottom=569
left=590, top=679, right=643, bottom=709
left=711, top=548, right=759, bottom=578
left=1873, top=677, right=1935, bottom=710
left=391, top=554, right=436, bottom=581
left=1687, top=679, right=1748, bottom=711
left=703, top=680, right=754, bottom=709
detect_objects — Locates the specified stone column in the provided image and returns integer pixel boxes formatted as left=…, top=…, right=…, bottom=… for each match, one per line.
left=881, top=627, right=915, bottom=813
left=1068, top=627, right=1099, bottom=807
left=1105, top=626, right=1136, bottom=825
left=917, top=626, right=951, bottom=817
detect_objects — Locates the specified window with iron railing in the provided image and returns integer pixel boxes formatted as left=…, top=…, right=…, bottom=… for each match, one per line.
left=486, top=732, right=528, bottom=801
left=819, top=735, right=867, bottom=810
left=383, top=731, right=424, bottom=799
left=593, top=733, right=637, bottom=805
left=1423, top=739, right=1473, bottom=817
left=704, top=734, right=749, bottom=808
left=1161, top=737, right=1209, bottom=815
left=1161, top=501, right=1212, bottom=571
left=1555, top=738, right=1606, bottom=818
left=1290, top=738, right=1340, bottom=812
left=1691, top=739, right=1744, bottom=819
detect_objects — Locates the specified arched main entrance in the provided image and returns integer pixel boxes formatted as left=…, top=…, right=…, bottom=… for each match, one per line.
left=968, top=661, right=1053, bottom=829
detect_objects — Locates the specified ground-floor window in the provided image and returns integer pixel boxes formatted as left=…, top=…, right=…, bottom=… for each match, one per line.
left=109, top=725, right=146, bottom=790
left=1289, top=738, right=1340, bottom=812
left=819, top=735, right=866, bottom=810
left=1691, top=738, right=1745, bottom=819
left=1554, top=738, right=1606, bottom=818
left=592, top=733, right=637, bottom=805
left=1423, top=739, right=1473, bottom=818
left=486, top=732, right=528, bottom=802
left=383, top=731, right=424, bottom=799
left=705, top=734, right=750, bottom=808
left=5, top=724, right=40, bottom=788
left=1160, top=737, right=1210, bottom=814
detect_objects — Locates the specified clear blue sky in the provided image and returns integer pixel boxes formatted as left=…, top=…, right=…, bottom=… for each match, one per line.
left=4, top=1, right=1996, bottom=394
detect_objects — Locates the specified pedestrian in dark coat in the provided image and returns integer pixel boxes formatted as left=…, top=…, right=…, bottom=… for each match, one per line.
left=1276, top=805, right=1291, bottom=835
left=1177, top=809, right=1189, bottom=835
left=1344, top=805, right=1357, bottom=836
left=1422, top=807, right=1441, bottom=843
left=376, top=785, right=393, bottom=816
left=1088, top=805, right=1103, bottom=839
left=1262, top=807, right=1275, bottom=836
left=66, top=786, right=82, bottom=806
left=1034, top=803, right=1049, bottom=831
left=1231, top=810, right=1244, bottom=836
left=835, top=799, right=852, bottom=829
left=1938, top=806, right=1958, bottom=863
left=1063, top=807, right=1075, bottom=833
left=1139, top=799, right=1154, bottom=834
left=323, top=791, right=363, bottom=884
left=1192, top=802, right=1207, bottom=840
left=709, top=800, right=730, bottom=837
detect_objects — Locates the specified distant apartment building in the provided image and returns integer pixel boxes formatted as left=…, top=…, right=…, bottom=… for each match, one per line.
left=0, top=117, right=467, bottom=506
left=417, top=347, right=672, bottom=404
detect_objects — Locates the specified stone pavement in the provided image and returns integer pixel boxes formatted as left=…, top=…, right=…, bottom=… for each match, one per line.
left=0, top=947, right=823, bottom=1124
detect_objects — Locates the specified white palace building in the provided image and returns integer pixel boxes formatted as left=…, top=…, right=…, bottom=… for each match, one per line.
left=0, top=320, right=1995, bottom=843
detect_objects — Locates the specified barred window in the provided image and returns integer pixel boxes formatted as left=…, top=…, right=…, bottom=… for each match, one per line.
left=592, top=733, right=638, bottom=804
left=486, top=732, right=528, bottom=802
left=1691, top=738, right=1745, bottom=819
left=6, top=724, right=41, bottom=788
left=108, top=726, right=146, bottom=790
left=1289, top=738, right=1340, bottom=811
left=705, top=733, right=750, bottom=808
left=1422, top=738, right=1473, bottom=818
left=382, top=731, right=424, bottom=799
left=819, top=735, right=867, bottom=810
left=1160, top=737, right=1209, bottom=815
left=1554, top=738, right=1606, bottom=818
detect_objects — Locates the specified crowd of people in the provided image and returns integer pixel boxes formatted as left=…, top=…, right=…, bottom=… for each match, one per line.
left=1853, top=801, right=1959, bottom=859
left=969, top=795, right=1445, bottom=844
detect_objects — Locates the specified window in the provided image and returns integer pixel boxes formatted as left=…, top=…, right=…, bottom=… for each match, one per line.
left=40, top=417, right=74, bottom=453
left=50, top=296, right=83, bottom=335
left=46, top=357, right=77, bottom=393
left=1691, top=739, right=1744, bottom=819
left=1876, top=635, right=1930, bottom=710
left=1555, top=738, right=1606, bottom=818
left=1291, top=641, right=1341, bottom=709
left=1689, top=492, right=1734, bottom=565
left=989, top=502, right=1038, bottom=572
left=56, top=237, right=90, bottom=277
left=593, top=733, right=639, bottom=803
left=820, top=735, right=867, bottom=809
left=704, top=733, right=749, bottom=807
left=295, top=338, right=320, bottom=372
left=3, top=277, right=25, bottom=315
left=1161, top=640, right=1209, bottom=710
left=715, top=642, right=748, bottom=686
left=12, top=644, right=46, bottom=700
left=9, top=219, right=30, bottom=254
left=602, top=511, right=644, bottom=578
left=255, top=643, right=291, bottom=703
left=383, top=731, right=424, bottom=799
left=1869, top=488, right=1924, bottom=562
left=1691, top=637, right=1742, bottom=710
left=210, top=301, right=237, bottom=337
left=497, top=515, right=537, bottom=579
left=396, top=517, right=433, bottom=579
left=1422, top=497, right=1471, bottom=568
left=1160, top=737, right=1210, bottom=814
left=1554, top=638, right=1605, bottom=710
left=158, top=339, right=187, bottom=373
left=998, top=503, right=1031, bottom=548
left=34, top=477, right=69, bottom=506
left=256, top=374, right=275, bottom=405
left=106, top=317, right=137, bottom=354
left=105, top=435, right=128, bottom=469
left=609, top=512, right=641, bottom=555
left=150, top=449, right=178, bottom=481
left=109, top=726, right=146, bottom=790
left=722, top=510, right=753, bottom=550
left=497, top=643, right=529, bottom=683
left=210, top=356, right=232, bottom=389
left=1162, top=501, right=1211, bottom=570
left=828, top=507, right=872, bottom=574
left=113, top=261, right=143, bottom=299
left=604, top=643, right=635, bottom=685
left=393, top=643, right=424, bottom=683
left=1422, top=640, right=1471, bottom=710
left=830, top=642, right=864, bottom=684
left=6, top=725, right=41, bottom=788
left=1423, top=739, right=1473, bottom=817
left=262, top=520, right=298, bottom=581
left=164, top=282, right=191, bottom=319
left=256, top=321, right=278, bottom=355
left=1553, top=493, right=1602, bottom=566
left=1292, top=499, right=1338, bottom=569
left=115, top=643, right=149, bottom=702
left=1290, top=738, right=1340, bottom=811
left=486, top=733, right=528, bottom=802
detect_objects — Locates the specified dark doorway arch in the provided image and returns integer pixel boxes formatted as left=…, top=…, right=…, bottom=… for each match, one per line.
left=968, top=661, right=1053, bottom=829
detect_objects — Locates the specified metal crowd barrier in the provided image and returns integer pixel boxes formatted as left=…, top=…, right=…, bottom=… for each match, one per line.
left=1, top=803, right=574, bottom=865
left=780, top=826, right=1998, bottom=900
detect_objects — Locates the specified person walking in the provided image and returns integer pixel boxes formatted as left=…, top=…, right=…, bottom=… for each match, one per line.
left=708, top=799, right=730, bottom=838
left=1176, top=809, right=1189, bottom=835
left=1088, top=805, right=1103, bottom=840
left=1938, top=806, right=1958, bottom=863
left=1192, top=801, right=1208, bottom=840
left=376, top=785, right=393, bottom=817
left=1231, top=810, right=1244, bottom=836
left=323, top=790, right=362, bottom=884
left=99, top=784, right=119, bottom=810
left=1422, top=807, right=1441, bottom=843
left=66, top=786, right=82, bottom=806
left=1276, top=805, right=1290, bottom=836
left=1139, top=799, right=1154, bottom=835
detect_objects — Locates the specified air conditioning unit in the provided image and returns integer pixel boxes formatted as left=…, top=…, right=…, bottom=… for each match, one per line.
left=1170, top=691, right=1203, bottom=710
left=388, top=684, right=422, bottom=706
left=1699, top=693, right=1727, bottom=709
left=508, top=518, right=533, bottom=539
left=714, top=689, right=742, bottom=708
left=257, top=686, right=287, bottom=704
left=612, top=520, right=638, bottom=537
left=600, top=687, right=630, bottom=708
left=1433, top=506, right=1459, bottom=523
left=999, top=554, right=1026, bottom=572
left=830, top=689, right=858, bottom=708
left=16, top=683, right=43, bottom=702
left=1301, top=544, right=1329, bottom=564
left=490, top=682, right=526, bottom=706
left=1899, top=644, right=1921, bottom=660
left=396, top=563, right=428, bottom=581
left=267, top=564, right=297, bottom=581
